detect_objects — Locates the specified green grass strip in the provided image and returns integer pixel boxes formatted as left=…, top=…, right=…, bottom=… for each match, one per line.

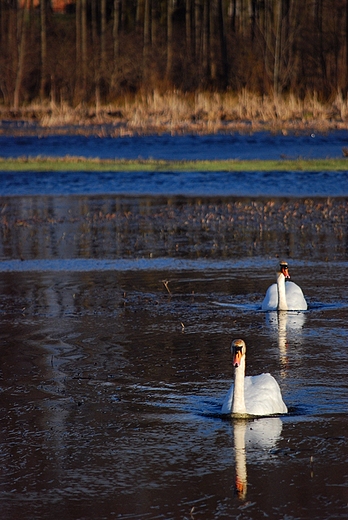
left=0, top=156, right=348, bottom=172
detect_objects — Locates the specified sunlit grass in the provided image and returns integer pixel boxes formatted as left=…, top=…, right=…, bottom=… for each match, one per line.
left=0, top=156, right=348, bottom=172
left=31, top=90, right=348, bottom=129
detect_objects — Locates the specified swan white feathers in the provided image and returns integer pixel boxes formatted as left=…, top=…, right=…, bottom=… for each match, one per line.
left=221, top=339, right=288, bottom=417
left=262, top=261, right=307, bottom=311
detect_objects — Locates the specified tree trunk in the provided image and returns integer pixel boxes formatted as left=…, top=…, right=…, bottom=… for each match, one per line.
left=250, top=0, right=257, bottom=42
left=261, top=0, right=274, bottom=92
left=238, top=0, right=245, bottom=37
left=143, top=0, right=151, bottom=83
left=210, top=0, right=216, bottom=80
left=81, top=0, right=88, bottom=95
left=185, top=0, right=192, bottom=59
left=101, top=0, right=107, bottom=76
left=316, top=0, right=328, bottom=95
left=13, top=1, right=28, bottom=110
left=202, top=0, right=209, bottom=80
left=0, top=4, right=5, bottom=46
left=136, top=0, right=144, bottom=30
left=229, top=0, right=236, bottom=32
left=166, top=0, right=174, bottom=81
left=112, top=0, right=120, bottom=89
left=91, top=0, right=100, bottom=111
left=151, top=0, right=158, bottom=48
left=273, top=1, right=283, bottom=96
left=217, top=0, right=228, bottom=87
left=75, top=0, right=81, bottom=97
left=195, top=0, right=202, bottom=61
left=40, top=0, right=47, bottom=101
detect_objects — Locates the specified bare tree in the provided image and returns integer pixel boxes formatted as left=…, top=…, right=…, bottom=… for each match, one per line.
left=112, top=0, right=121, bottom=90
left=215, top=0, right=228, bottom=87
left=185, top=0, right=193, bottom=60
left=166, top=0, right=174, bottom=81
left=101, top=0, right=107, bottom=76
left=1, top=0, right=348, bottom=109
left=143, top=0, right=151, bottom=83
left=75, top=0, right=81, bottom=97
left=13, top=0, right=29, bottom=110
left=195, top=0, right=202, bottom=63
left=202, top=0, right=209, bottom=79
left=81, top=0, right=88, bottom=95
left=40, top=0, right=47, bottom=101
left=273, top=1, right=283, bottom=95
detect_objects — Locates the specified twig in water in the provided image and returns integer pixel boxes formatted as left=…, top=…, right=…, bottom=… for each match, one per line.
left=162, top=280, right=171, bottom=294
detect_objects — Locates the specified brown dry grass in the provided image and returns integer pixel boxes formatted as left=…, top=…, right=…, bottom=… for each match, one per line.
left=2, top=90, right=348, bottom=135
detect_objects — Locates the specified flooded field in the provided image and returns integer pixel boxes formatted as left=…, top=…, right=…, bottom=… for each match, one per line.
left=2, top=129, right=348, bottom=161
left=0, top=132, right=347, bottom=519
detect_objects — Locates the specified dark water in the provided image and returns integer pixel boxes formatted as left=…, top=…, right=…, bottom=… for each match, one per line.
left=0, top=132, right=347, bottom=519
left=0, top=265, right=347, bottom=520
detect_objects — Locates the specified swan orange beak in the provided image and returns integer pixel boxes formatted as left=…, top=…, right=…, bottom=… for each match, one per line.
left=235, top=475, right=246, bottom=499
left=282, top=267, right=290, bottom=279
left=233, top=349, right=242, bottom=367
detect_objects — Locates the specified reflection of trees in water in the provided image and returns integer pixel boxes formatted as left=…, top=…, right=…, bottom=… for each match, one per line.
left=0, top=195, right=346, bottom=260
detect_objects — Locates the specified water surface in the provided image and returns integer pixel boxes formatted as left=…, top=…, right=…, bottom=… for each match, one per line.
left=1, top=130, right=348, bottom=160
left=1, top=169, right=348, bottom=197
left=0, top=132, right=347, bottom=519
left=2, top=131, right=348, bottom=197
left=0, top=265, right=347, bottom=519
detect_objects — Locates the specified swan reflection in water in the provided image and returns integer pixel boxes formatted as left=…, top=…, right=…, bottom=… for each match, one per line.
left=233, top=417, right=283, bottom=501
left=266, top=310, right=306, bottom=374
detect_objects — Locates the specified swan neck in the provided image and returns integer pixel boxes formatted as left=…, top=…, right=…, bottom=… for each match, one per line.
left=277, top=273, right=288, bottom=311
left=232, top=359, right=247, bottom=415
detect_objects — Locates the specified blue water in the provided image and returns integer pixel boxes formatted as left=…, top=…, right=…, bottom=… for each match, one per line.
left=1, top=169, right=348, bottom=196
left=1, top=131, right=348, bottom=196
left=1, top=130, right=348, bottom=160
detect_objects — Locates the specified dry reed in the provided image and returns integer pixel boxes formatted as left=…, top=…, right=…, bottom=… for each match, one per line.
left=2, top=90, right=348, bottom=135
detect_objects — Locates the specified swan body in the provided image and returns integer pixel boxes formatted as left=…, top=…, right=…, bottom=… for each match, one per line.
left=262, top=262, right=307, bottom=311
left=221, top=339, right=287, bottom=417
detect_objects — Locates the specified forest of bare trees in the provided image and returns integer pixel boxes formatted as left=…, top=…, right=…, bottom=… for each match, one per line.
left=1, top=0, right=348, bottom=111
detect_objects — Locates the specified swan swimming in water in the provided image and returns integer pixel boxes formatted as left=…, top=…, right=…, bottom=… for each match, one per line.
left=221, top=339, right=288, bottom=417
left=262, top=261, right=307, bottom=311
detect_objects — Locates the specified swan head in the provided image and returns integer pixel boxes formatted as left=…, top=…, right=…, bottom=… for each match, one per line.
left=279, top=261, right=290, bottom=279
left=231, top=339, right=246, bottom=368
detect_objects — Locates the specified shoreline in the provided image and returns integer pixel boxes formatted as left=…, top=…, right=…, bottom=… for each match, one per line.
left=1, top=117, right=347, bottom=138
left=1, top=90, right=348, bottom=137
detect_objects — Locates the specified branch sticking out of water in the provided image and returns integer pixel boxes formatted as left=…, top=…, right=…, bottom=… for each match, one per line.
left=162, top=280, right=171, bottom=295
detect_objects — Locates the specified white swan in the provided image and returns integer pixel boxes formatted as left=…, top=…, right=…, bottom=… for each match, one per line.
left=221, top=339, right=288, bottom=416
left=262, top=261, right=307, bottom=311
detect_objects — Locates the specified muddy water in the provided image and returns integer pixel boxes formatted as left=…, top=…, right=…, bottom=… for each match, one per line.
left=0, top=188, right=347, bottom=519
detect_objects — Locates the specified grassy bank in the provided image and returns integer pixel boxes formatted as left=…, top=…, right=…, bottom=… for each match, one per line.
left=1, top=156, right=348, bottom=172
left=2, top=90, right=348, bottom=136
